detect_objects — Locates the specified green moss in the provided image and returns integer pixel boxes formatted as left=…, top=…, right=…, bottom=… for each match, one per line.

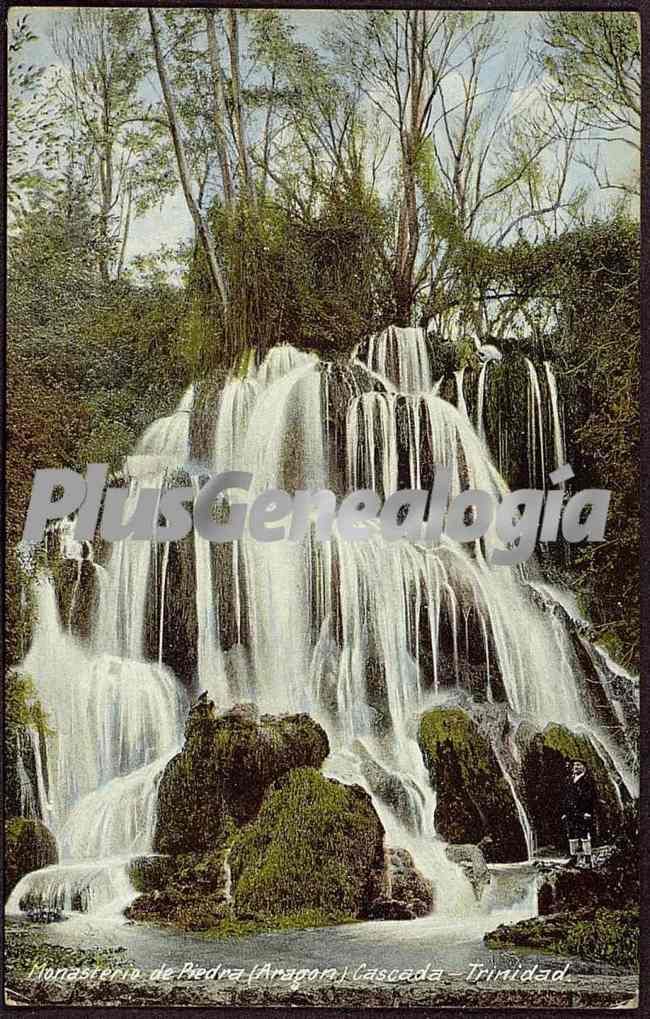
left=523, top=724, right=624, bottom=846
left=6, top=670, right=52, bottom=736
left=230, top=767, right=383, bottom=920
left=197, top=910, right=359, bottom=940
left=485, top=907, right=638, bottom=971
left=154, top=708, right=330, bottom=855
left=418, top=708, right=527, bottom=862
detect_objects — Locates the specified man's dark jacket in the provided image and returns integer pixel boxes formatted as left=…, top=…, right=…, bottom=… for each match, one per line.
left=563, top=773, right=596, bottom=834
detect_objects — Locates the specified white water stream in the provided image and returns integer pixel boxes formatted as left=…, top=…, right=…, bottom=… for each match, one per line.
left=7, top=326, right=634, bottom=924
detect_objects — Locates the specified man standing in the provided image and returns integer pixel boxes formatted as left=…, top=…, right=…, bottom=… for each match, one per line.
left=561, top=760, right=596, bottom=867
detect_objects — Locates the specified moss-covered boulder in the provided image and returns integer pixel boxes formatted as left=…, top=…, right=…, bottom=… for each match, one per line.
left=521, top=724, right=626, bottom=848
left=485, top=907, right=639, bottom=971
left=125, top=847, right=233, bottom=930
left=154, top=702, right=329, bottom=855
left=418, top=707, right=527, bottom=862
left=230, top=768, right=384, bottom=921
left=4, top=818, right=58, bottom=901
left=127, top=855, right=177, bottom=894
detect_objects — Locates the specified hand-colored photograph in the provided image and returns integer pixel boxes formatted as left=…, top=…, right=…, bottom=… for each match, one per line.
left=4, top=3, right=640, bottom=1010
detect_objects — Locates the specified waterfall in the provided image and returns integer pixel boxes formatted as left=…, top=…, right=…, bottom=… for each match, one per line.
left=476, top=363, right=490, bottom=442
left=222, top=847, right=233, bottom=905
left=454, top=368, right=469, bottom=419
left=525, top=358, right=547, bottom=489
left=492, top=745, right=535, bottom=861
left=361, top=325, right=432, bottom=393
left=544, top=361, right=566, bottom=474
left=10, top=326, right=635, bottom=922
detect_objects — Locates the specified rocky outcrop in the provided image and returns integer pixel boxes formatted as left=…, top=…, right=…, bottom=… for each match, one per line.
left=230, top=767, right=385, bottom=922
left=129, top=706, right=386, bottom=932
left=4, top=818, right=58, bottom=901
left=418, top=707, right=527, bottom=862
left=366, top=847, right=434, bottom=920
left=485, top=907, right=639, bottom=971
left=154, top=701, right=330, bottom=855
left=367, top=897, right=417, bottom=920
left=535, top=801, right=638, bottom=914
left=386, top=847, right=434, bottom=916
left=445, top=844, right=489, bottom=899
left=536, top=864, right=613, bottom=916
left=125, top=847, right=233, bottom=930
left=520, top=723, right=627, bottom=847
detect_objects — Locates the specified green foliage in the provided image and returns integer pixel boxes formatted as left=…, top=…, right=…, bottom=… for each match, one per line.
left=540, top=13, right=640, bottom=137
left=183, top=181, right=395, bottom=373
left=8, top=14, right=61, bottom=211
left=6, top=671, right=52, bottom=737
left=561, top=908, right=638, bottom=969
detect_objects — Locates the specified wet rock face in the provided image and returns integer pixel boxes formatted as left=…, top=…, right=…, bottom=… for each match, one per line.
left=230, top=767, right=385, bottom=921
left=4, top=818, right=58, bottom=901
left=384, top=847, right=434, bottom=917
left=445, top=844, right=490, bottom=900
left=4, top=725, right=42, bottom=821
left=520, top=723, right=627, bottom=849
left=418, top=708, right=527, bottom=863
left=367, top=896, right=416, bottom=921
left=536, top=865, right=612, bottom=916
left=154, top=702, right=330, bottom=855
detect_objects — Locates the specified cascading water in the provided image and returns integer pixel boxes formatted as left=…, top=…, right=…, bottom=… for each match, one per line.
left=9, top=326, right=635, bottom=924
left=7, top=390, right=193, bottom=919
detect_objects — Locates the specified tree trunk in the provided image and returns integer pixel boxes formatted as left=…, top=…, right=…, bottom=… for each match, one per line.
left=148, top=8, right=228, bottom=313
left=205, top=11, right=234, bottom=206
left=225, top=10, right=252, bottom=193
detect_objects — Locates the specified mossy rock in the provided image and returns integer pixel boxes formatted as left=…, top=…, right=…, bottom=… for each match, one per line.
left=522, top=724, right=625, bottom=848
left=127, top=855, right=177, bottom=894
left=537, top=866, right=613, bottom=915
left=229, top=767, right=384, bottom=921
left=418, top=707, right=527, bottom=862
left=4, top=818, right=58, bottom=901
left=125, top=844, right=234, bottom=931
left=154, top=705, right=329, bottom=855
left=485, top=906, right=639, bottom=971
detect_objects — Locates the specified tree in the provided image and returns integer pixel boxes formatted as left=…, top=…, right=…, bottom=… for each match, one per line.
left=51, top=8, right=176, bottom=282
left=148, top=7, right=229, bottom=316
left=537, top=12, right=640, bottom=195
left=539, top=13, right=640, bottom=143
left=8, top=14, right=62, bottom=212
